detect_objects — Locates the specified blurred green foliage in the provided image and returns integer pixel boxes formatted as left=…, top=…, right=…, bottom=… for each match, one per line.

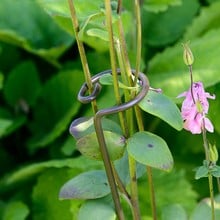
left=0, top=0, right=220, bottom=219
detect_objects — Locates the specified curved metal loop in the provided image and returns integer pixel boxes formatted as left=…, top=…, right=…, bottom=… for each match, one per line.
left=78, top=82, right=101, bottom=104
left=78, top=69, right=150, bottom=111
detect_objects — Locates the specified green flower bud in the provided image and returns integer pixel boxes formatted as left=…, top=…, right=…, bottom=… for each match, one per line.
left=182, top=43, right=194, bottom=66
left=209, top=143, right=218, bottom=164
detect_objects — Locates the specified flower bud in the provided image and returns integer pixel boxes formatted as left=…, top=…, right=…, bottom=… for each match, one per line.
left=209, top=143, right=218, bottom=164
left=182, top=43, right=194, bottom=66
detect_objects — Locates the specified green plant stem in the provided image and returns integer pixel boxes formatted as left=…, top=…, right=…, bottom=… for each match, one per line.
left=94, top=115, right=125, bottom=220
left=134, top=0, right=142, bottom=85
left=68, top=0, right=98, bottom=114
left=135, top=106, right=158, bottom=220
left=133, top=0, right=157, bottom=218
left=115, top=8, right=142, bottom=219
left=208, top=173, right=215, bottom=220
left=128, top=156, right=141, bottom=220
left=217, top=178, right=220, bottom=193
left=189, top=64, right=196, bottom=104
left=189, top=61, right=215, bottom=220
left=202, top=118, right=215, bottom=220
left=147, top=166, right=157, bottom=220
left=104, top=0, right=129, bottom=138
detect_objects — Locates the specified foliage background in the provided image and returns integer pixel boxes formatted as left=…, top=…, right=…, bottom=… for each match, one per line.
left=0, top=0, right=220, bottom=219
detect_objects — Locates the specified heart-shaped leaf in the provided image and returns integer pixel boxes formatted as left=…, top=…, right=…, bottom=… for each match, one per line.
left=76, top=131, right=126, bottom=161
left=127, top=131, right=173, bottom=171
left=139, top=90, right=183, bottom=131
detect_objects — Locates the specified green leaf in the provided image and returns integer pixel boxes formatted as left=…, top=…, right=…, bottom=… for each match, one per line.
left=144, top=0, right=182, bottom=13
left=114, top=152, right=146, bottom=185
left=194, top=165, right=209, bottom=179
left=3, top=61, right=41, bottom=108
left=99, top=74, right=139, bottom=90
left=127, top=131, right=174, bottom=171
left=78, top=197, right=116, bottom=220
left=0, top=0, right=73, bottom=65
left=210, top=165, right=220, bottom=178
left=2, top=201, right=29, bottom=220
left=0, top=73, right=3, bottom=90
left=38, top=0, right=132, bottom=52
left=139, top=169, right=198, bottom=216
left=0, top=157, right=102, bottom=191
left=209, top=84, right=220, bottom=134
left=76, top=131, right=126, bottom=161
left=148, top=29, right=220, bottom=99
left=0, top=116, right=26, bottom=138
left=32, top=168, right=75, bottom=220
left=69, top=117, right=123, bottom=140
left=60, top=136, right=77, bottom=156
left=139, top=90, right=183, bottom=130
left=142, top=0, right=199, bottom=46
left=86, top=28, right=109, bottom=42
left=184, top=1, right=220, bottom=40
left=190, top=198, right=220, bottom=220
left=28, top=70, right=84, bottom=150
left=59, top=170, right=110, bottom=200
left=161, top=204, right=187, bottom=220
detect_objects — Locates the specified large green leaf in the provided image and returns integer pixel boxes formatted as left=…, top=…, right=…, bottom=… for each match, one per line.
left=59, top=170, right=110, bottom=200
left=190, top=197, right=220, bottom=220
left=32, top=168, right=75, bottom=220
left=127, top=131, right=174, bottom=171
left=184, top=1, right=220, bottom=40
left=0, top=0, right=73, bottom=65
left=143, top=0, right=182, bottom=13
left=3, top=61, right=41, bottom=108
left=142, top=0, right=199, bottom=46
left=0, top=157, right=102, bottom=191
left=148, top=29, right=220, bottom=99
left=37, top=0, right=132, bottom=51
left=28, top=70, right=84, bottom=150
left=161, top=204, right=187, bottom=220
left=138, top=90, right=183, bottom=130
left=2, top=201, right=29, bottom=220
left=78, top=197, right=116, bottom=220
left=138, top=169, right=198, bottom=216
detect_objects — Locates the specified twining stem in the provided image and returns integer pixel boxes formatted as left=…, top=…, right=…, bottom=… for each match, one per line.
left=68, top=0, right=98, bottom=113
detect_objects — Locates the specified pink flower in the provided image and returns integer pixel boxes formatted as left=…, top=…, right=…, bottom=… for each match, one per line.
left=178, top=82, right=215, bottom=134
